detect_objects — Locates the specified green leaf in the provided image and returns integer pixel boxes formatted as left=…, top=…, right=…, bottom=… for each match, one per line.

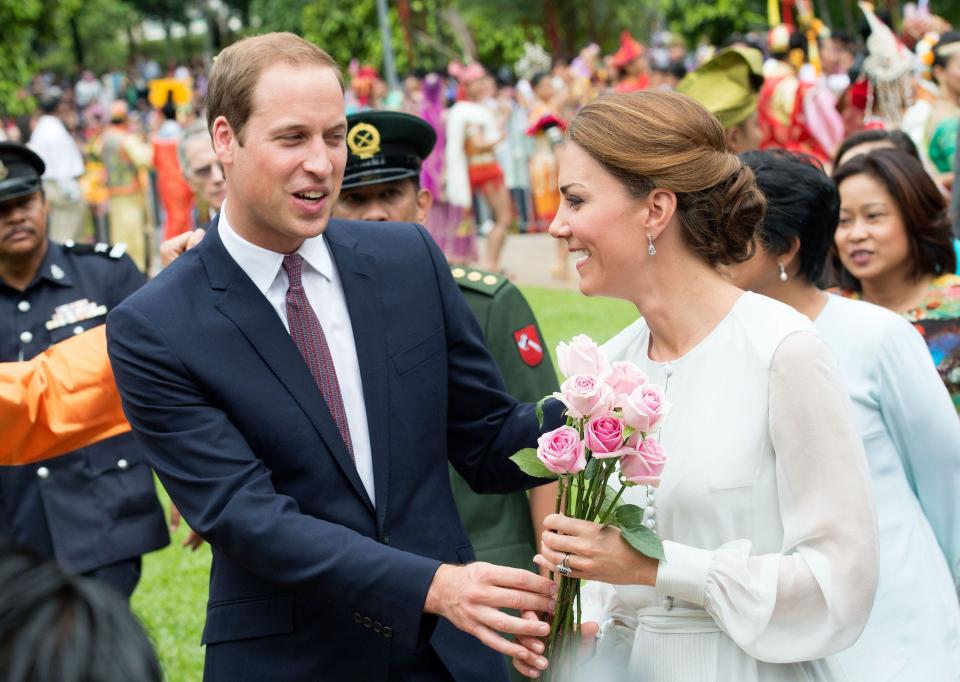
left=535, top=396, right=548, bottom=428
left=509, top=448, right=556, bottom=480
left=611, top=503, right=644, bottom=530
left=621, top=525, right=666, bottom=561
left=584, top=457, right=600, bottom=480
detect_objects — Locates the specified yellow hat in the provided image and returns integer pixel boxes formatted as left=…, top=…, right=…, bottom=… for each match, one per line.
left=678, top=47, right=765, bottom=129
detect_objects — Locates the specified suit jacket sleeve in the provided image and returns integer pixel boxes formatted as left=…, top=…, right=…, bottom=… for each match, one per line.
left=106, top=303, right=442, bottom=650
left=417, top=225, right=563, bottom=493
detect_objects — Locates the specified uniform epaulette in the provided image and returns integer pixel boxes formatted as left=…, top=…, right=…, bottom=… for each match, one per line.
left=450, top=267, right=510, bottom=297
left=62, top=241, right=128, bottom=260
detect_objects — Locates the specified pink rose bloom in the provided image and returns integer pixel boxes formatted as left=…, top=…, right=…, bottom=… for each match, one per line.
left=584, top=416, right=628, bottom=458
left=621, top=384, right=670, bottom=433
left=556, top=334, right=608, bottom=378
left=602, top=361, right=648, bottom=402
left=537, top=426, right=587, bottom=475
left=620, top=435, right=667, bottom=485
left=555, top=374, right=615, bottom=420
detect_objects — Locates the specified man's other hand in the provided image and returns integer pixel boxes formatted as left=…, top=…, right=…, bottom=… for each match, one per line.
left=423, top=562, right=555, bottom=671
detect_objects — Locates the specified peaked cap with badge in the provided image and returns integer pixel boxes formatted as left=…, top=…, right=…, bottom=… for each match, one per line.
left=678, top=47, right=765, bottom=129
left=343, top=111, right=437, bottom=189
left=0, top=142, right=46, bottom=205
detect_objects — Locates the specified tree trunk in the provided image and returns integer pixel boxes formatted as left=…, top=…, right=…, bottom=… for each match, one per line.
left=69, top=13, right=85, bottom=67
left=543, top=0, right=561, bottom=57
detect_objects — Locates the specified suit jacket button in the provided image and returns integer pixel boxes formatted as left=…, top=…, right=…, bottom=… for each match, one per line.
left=117, top=458, right=129, bottom=470
left=383, top=626, right=393, bottom=639
left=362, top=616, right=372, bottom=628
left=373, top=621, right=382, bottom=633
left=353, top=612, right=362, bottom=624
left=36, top=466, right=50, bottom=479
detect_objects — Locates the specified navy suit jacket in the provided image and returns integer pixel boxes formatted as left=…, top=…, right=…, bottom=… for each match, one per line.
left=106, top=219, right=560, bottom=681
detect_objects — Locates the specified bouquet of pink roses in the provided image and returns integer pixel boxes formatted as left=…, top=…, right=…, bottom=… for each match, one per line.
left=510, top=334, right=669, bottom=678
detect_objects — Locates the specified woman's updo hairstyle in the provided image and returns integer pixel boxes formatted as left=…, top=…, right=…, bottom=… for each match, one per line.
left=566, top=90, right=766, bottom=266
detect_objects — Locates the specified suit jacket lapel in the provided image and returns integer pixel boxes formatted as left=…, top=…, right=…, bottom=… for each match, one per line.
left=199, top=222, right=375, bottom=513
left=325, top=223, right=391, bottom=532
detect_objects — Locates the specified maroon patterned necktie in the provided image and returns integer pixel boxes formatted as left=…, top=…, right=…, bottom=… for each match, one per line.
left=282, top=254, right=354, bottom=460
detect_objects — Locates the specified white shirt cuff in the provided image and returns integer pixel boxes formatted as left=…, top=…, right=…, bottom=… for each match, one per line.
left=654, top=540, right=714, bottom=607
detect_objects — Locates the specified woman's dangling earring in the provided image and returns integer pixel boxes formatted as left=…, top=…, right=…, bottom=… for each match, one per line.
left=647, top=232, right=657, bottom=256
left=778, top=262, right=788, bottom=282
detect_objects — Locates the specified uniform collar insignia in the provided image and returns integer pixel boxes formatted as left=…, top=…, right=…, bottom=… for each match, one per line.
left=0, top=161, right=7, bottom=181
left=51, top=263, right=65, bottom=280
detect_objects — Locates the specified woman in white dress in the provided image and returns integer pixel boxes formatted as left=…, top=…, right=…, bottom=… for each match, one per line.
left=725, top=150, right=960, bottom=681
left=512, top=91, right=879, bottom=682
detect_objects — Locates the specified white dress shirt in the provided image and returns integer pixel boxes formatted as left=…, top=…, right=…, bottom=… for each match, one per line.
left=29, top=115, right=85, bottom=197
left=218, top=202, right=376, bottom=505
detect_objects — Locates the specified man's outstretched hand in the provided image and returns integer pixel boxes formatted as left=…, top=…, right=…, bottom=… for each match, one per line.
left=424, top=562, right=556, bottom=672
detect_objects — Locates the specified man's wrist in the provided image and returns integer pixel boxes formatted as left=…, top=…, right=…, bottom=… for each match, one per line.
left=423, top=563, right=454, bottom=616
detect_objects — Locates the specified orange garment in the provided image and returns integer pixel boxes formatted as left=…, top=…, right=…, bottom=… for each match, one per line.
left=153, top=137, right=195, bottom=240
left=0, top=326, right=129, bottom=465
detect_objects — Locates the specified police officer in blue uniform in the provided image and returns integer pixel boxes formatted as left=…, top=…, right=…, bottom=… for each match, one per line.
left=0, top=142, right=168, bottom=598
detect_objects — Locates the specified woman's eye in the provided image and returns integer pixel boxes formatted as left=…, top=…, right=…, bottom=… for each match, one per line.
left=565, top=195, right=583, bottom=207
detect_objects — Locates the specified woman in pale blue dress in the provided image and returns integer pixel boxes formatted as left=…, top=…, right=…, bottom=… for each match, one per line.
left=726, top=150, right=960, bottom=682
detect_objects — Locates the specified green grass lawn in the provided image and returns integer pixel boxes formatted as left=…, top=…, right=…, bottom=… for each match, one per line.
left=131, top=286, right=637, bottom=681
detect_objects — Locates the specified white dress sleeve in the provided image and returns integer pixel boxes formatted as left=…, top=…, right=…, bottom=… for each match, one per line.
left=653, top=331, right=879, bottom=663
left=580, top=580, right=639, bottom=666
left=876, top=314, right=960, bottom=592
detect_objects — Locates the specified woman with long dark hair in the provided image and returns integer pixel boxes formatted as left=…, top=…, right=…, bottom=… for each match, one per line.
left=832, top=149, right=960, bottom=410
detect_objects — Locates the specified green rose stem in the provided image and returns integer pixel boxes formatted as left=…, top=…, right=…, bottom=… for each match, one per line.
left=596, top=483, right=628, bottom=526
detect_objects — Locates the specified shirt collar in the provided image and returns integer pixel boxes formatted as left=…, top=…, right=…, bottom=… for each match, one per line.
left=218, top=199, right=334, bottom=296
left=36, top=241, right=73, bottom=287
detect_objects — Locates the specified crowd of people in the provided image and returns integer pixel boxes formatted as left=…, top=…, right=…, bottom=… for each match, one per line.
left=0, top=2, right=959, bottom=681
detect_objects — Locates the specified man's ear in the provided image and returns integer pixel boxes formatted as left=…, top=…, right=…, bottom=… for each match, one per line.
left=211, top=115, right=236, bottom=165
left=416, top=188, right=434, bottom=225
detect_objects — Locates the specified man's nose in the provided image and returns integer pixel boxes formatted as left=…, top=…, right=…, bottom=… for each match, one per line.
left=303, top=141, right=333, bottom=177
left=359, top=203, right=390, bottom=222
left=210, top=162, right=225, bottom=183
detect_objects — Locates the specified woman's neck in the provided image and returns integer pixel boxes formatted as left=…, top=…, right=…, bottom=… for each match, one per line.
left=859, top=270, right=933, bottom=313
left=762, top=280, right=828, bottom=322
left=633, top=258, right=743, bottom=362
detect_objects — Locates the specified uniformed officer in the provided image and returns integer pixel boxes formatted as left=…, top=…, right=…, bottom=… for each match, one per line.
left=333, top=111, right=559, bottom=598
left=0, top=142, right=168, bottom=598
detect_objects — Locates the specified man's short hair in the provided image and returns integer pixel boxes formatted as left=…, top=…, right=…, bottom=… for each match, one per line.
left=177, top=119, right=211, bottom=175
left=206, top=32, right=343, bottom=144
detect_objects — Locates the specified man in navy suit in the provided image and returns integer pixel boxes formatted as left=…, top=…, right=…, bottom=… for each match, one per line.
left=106, top=32, right=560, bottom=681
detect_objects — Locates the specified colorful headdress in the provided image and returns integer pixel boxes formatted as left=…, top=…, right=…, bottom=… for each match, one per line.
left=448, top=61, right=486, bottom=85
left=514, top=43, right=553, bottom=82
left=859, top=1, right=915, bottom=128
left=612, top=31, right=645, bottom=69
